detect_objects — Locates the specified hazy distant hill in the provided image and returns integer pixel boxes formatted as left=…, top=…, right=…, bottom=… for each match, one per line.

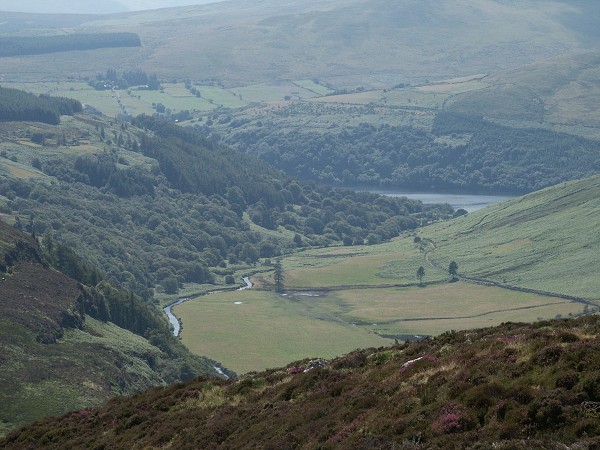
left=445, top=52, right=600, bottom=139
left=2, top=0, right=600, bottom=87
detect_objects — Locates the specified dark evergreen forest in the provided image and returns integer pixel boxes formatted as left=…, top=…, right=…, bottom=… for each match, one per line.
left=0, top=33, right=141, bottom=57
left=0, top=86, right=82, bottom=124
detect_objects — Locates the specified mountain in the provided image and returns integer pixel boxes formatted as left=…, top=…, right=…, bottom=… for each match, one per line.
left=0, top=220, right=220, bottom=436
left=2, top=0, right=600, bottom=87
left=4, top=315, right=600, bottom=448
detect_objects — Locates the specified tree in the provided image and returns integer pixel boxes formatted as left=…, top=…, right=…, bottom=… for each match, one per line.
left=416, top=266, right=425, bottom=286
left=273, top=260, right=285, bottom=293
left=449, top=261, right=459, bottom=282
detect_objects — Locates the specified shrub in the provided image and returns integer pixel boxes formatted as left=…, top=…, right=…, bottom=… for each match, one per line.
left=527, top=396, right=565, bottom=430
left=432, top=402, right=475, bottom=434
left=533, top=345, right=563, bottom=366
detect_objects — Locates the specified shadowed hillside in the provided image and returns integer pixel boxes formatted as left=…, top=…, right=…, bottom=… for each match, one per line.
left=0, top=220, right=220, bottom=436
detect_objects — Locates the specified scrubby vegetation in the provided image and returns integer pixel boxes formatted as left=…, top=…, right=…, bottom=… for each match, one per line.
left=5, top=316, right=600, bottom=448
left=0, top=220, right=220, bottom=435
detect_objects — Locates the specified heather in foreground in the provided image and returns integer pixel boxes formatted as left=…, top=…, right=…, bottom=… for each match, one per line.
left=4, top=316, right=600, bottom=449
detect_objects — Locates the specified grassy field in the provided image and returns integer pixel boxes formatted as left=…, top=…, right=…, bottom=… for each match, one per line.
left=177, top=289, right=386, bottom=374
left=177, top=280, right=585, bottom=374
left=420, top=175, right=600, bottom=299
left=177, top=176, right=600, bottom=373
left=231, top=81, right=322, bottom=103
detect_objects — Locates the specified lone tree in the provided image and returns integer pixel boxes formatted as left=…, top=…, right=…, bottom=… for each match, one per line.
left=273, top=259, right=285, bottom=293
left=416, top=266, right=426, bottom=286
left=448, top=261, right=459, bottom=282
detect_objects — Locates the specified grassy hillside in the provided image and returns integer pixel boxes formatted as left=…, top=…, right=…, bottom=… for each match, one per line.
left=172, top=175, right=600, bottom=373
left=446, top=52, right=600, bottom=139
left=0, top=220, right=220, bottom=436
left=420, top=174, right=600, bottom=300
left=1, top=0, right=599, bottom=88
left=5, top=316, right=600, bottom=448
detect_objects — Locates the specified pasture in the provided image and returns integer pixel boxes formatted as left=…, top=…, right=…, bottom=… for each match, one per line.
left=177, top=212, right=593, bottom=374
left=177, top=279, right=586, bottom=374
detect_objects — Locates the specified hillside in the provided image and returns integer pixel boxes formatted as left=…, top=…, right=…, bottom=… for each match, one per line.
left=4, top=315, right=600, bottom=448
left=420, top=174, right=600, bottom=300
left=0, top=220, right=220, bottom=436
left=0, top=100, right=452, bottom=301
left=446, top=52, right=600, bottom=139
left=1, top=0, right=600, bottom=87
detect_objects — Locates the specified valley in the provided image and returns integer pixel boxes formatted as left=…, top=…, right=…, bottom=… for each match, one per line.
left=1, top=0, right=600, bottom=446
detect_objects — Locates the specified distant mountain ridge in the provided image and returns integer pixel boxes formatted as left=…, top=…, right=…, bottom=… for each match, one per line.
left=2, top=0, right=600, bottom=87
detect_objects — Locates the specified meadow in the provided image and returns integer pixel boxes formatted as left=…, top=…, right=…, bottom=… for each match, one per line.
left=178, top=181, right=598, bottom=374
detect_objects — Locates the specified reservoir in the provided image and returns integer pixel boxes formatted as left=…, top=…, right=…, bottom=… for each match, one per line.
left=366, top=189, right=515, bottom=212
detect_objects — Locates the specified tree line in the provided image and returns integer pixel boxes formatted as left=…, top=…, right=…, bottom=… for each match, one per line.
left=0, top=86, right=82, bottom=124
left=0, top=33, right=141, bottom=57
left=224, top=112, right=600, bottom=193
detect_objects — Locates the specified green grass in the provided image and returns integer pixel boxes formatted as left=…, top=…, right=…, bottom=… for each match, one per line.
left=253, top=239, right=444, bottom=289
left=177, top=289, right=386, bottom=373
left=176, top=280, right=585, bottom=373
left=231, top=81, right=321, bottom=103
left=177, top=176, right=600, bottom=373
left=420, top=175, right=600, bottom=299
left=292, top=79, right=334, bottom=96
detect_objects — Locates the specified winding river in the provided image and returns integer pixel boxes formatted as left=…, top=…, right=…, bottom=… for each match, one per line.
left=163, top=276, right=253, bottom=338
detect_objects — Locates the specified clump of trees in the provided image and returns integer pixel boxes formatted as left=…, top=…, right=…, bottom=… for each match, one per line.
left=416, top=266, right=425, bottom=286
left=89, top=69, right=161, bottom=91
left=449, top=261, right=459, bottom=282
left=273, top=260, right=285, bottom=293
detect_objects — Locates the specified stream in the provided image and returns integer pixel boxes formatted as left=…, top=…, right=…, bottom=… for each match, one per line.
left=163, top=276, right=253, bottom=338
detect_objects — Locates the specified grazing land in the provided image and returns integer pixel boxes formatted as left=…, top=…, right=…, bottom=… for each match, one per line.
left=177, top=175, right=600, bottom=373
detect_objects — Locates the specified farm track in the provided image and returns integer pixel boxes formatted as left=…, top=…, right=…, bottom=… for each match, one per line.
left=423, top=239, right=598, bottom=307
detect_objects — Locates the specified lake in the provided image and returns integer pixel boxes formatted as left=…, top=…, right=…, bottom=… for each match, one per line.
left=366, top=189, right=515, bottom=212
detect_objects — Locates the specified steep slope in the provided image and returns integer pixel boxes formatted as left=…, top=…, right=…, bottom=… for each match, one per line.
left=420, top=174, right=600, bottom=300
left=0, top=220, right=219, bottom=436
left=4, top=316, right=600, bottom=448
